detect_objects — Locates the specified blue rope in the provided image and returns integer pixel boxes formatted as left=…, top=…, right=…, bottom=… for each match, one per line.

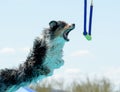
left=83, top=0, right=87, bottom=36
left=83, top=0, right=93, bottom=40
left=88, top=1, right=93, bottom=35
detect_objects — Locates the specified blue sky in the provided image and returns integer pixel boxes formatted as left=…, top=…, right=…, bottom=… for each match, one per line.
left=0, top=0, right=120, bottom=85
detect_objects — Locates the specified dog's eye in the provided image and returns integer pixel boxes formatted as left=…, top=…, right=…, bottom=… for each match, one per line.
left=49, top=20, right=58, bottom=29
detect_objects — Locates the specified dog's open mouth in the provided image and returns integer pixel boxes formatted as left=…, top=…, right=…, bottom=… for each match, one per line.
left=63, top=24, right=75, bottom=41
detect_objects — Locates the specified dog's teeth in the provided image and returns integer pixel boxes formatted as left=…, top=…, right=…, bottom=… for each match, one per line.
left=63, top=32, right=69, bottom=41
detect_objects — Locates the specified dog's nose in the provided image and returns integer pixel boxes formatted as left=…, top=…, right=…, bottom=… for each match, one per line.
left=72, top=24, right=75, bottom=27
left=72, top=24, right=75, bottom=29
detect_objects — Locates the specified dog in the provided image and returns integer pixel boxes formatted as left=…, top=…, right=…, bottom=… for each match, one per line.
left=0, top=20, right=75, bottom=92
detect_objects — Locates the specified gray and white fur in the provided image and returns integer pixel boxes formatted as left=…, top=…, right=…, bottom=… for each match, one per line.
left=0, top=20, right=75, bottom=92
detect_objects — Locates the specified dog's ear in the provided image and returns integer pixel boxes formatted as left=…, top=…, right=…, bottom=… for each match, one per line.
left=49, top=20, right=58, bottom=29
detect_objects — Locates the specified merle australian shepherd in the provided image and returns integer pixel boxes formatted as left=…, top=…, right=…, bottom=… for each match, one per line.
left=0, top=20, right=75, bottom=92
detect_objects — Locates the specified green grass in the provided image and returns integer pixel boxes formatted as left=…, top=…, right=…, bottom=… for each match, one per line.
left=30, top=78, right=119, bottom=92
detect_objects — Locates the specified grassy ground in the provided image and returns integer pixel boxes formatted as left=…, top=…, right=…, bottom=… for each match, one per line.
left=30, top=78, right=119, bottom=92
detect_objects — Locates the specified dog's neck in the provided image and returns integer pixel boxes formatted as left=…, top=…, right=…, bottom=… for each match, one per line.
left=43, top=37, right=65, bottom=74
left=50, top=37, right=65, bottom=48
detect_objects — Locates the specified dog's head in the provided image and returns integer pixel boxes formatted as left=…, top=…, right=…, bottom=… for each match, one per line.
left=49, top=20, right=75, bottom=41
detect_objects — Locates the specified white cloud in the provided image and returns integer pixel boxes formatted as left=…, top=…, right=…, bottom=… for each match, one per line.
left=102, top=67, right=120, bottom=85
left=70, top=50, right=90, bottom=57
left=0, top=47, right=31, bottom=54
left=65, top=68, right=81, bottom=74
left=53, top=68, right=87, bottom=82
left=53, top=67, right=120, bottom=86
left=19, top=47, right=30, bottom=53
left=0, top=48, right=15, bottom=54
